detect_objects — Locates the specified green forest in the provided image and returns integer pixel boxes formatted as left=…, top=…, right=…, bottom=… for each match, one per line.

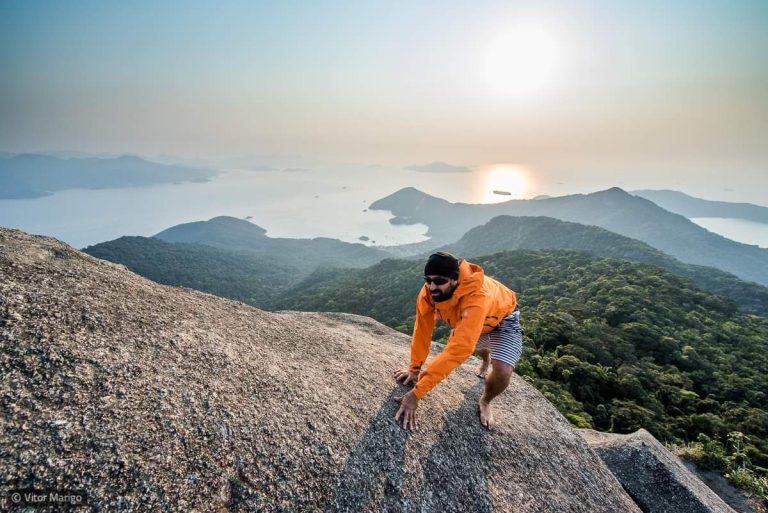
left=84, top=236, right=301, bottom=307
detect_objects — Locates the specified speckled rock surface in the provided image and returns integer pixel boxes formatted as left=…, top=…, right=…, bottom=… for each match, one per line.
left=1, top=228, right=641, bottom=512
left=579, top=428, right=737, bottom=513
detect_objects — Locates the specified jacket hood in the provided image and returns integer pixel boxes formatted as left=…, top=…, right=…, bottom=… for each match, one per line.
left=435, top=260, right=484, bottom=309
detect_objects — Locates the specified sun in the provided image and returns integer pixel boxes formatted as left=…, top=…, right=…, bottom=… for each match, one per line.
left=485, top=27, right=558, bottom=96
left=480, top=164, right=532, bottom=203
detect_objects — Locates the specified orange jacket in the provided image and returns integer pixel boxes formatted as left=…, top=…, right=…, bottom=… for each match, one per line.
left=409, top=259, right=517, bottom=399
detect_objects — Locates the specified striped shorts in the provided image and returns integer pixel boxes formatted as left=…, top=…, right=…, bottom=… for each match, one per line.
left=474, top=310, right=523, bottom=368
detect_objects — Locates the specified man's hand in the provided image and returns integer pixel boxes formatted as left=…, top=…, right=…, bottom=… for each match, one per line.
left=393, top=368, right=419, bottom=386
left=394, top=391, right=419, bottom=430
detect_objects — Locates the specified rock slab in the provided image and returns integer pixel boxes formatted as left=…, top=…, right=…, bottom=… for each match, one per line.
left=579, top=428, right=737, bottom=513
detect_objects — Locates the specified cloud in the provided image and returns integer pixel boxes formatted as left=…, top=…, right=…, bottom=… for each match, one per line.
left=282, top=167, right=309, bottom=173
left=404, top=161, right=471, bottom=173
left=249, top=165, right=279, bottom=171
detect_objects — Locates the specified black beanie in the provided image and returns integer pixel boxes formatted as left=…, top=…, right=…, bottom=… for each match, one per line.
left=424, top=252, right=460, bottom=279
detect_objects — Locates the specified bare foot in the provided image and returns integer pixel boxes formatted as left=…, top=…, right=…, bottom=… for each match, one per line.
left=479, top=399, right=495, bottom=429
left=475, top=359, right=489, bottom=379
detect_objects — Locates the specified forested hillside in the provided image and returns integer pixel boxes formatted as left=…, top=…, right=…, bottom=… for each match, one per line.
left=276, top=250, right=768, bottom=475
left=84, top=215, right=395, bottom=309
left=83, top=236, right=298, bottom=307
left=154, top=216, right=391, bottom=270
left=438, top=215, right=768, bottom=314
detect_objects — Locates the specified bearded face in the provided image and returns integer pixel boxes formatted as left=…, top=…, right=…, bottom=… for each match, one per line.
left=425, top=276, right=458, bottom=302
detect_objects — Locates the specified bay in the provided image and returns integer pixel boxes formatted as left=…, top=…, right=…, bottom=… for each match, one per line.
left=690, top=217, right=768, bottom=248
left=0, top=165, right=458, bottom=249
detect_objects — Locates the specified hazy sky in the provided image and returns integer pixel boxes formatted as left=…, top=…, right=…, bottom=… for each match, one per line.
left=1, top=0, right=767, bottom=202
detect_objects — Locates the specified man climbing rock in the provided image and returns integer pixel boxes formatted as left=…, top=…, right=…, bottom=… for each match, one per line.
left=394, top=252, right=523, bottom=430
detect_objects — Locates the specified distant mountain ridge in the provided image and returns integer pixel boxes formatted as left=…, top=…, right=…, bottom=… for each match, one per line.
left=155, top=216, right=270, bottom=248
left=438, top=215, right=768, bottom=314
left=440, top=215, right=674, bottom=261
left=87, top=214, right=768, bottom=315
left=154, top=216, right=392, bottom=269
left=0, top=153, right=217, bottom=199
left=632, top=189, right=768, bottom=224
left=370, top=187, right=768, bottom=285
left=84, top=216, right=394, bottom=309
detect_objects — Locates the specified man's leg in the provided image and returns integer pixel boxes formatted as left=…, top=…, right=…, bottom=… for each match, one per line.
left=475, top=348, right=491, bottom=378
left=479, top=360, right=512, bottom=429
left=477, top=310, right=523, bottom=429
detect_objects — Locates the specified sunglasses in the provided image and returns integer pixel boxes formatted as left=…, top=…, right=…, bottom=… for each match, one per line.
left=424, top=276, right=451, bottom=285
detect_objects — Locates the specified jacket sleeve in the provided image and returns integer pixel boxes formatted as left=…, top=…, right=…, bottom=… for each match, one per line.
left=409, top=287, right=436, bottom=373
left=412, top=300, right=486, bottom=399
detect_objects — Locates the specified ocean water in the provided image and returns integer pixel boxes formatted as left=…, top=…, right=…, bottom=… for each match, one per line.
left=690, top=217, right=768, bottom=249
left=0, top=166, right=461, bottom=249
left=3, top=164, right=767, bottom=252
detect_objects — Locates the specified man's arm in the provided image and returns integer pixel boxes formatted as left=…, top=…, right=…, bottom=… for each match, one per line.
left=411, top=302, right=486, bottom=399
left=409, top=287, right=436, bottom=374
left=393, top=287, right=436, bottom=430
